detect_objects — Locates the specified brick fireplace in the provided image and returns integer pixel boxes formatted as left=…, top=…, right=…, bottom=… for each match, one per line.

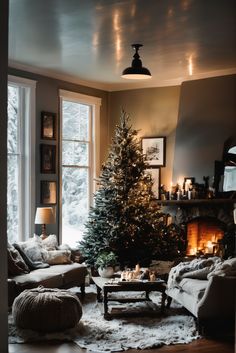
left=186, top=218, right=224, bottom=255
left=158, top=199, right=235, bottom=257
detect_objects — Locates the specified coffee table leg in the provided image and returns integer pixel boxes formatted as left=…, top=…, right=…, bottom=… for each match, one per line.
left=161, top=291, right=166, bottom=312
left=103, top=288, right=110, bottom=319
left=96, top=285, right=102, bottom=302
left=166, top=296, right=172, bottom=308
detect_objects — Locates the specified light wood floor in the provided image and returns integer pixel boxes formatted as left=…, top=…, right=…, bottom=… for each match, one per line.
left=9, top=337, right=235, bottom=353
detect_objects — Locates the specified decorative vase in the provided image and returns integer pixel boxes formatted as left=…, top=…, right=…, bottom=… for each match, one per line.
left=98, top=266, right=114, bottom=278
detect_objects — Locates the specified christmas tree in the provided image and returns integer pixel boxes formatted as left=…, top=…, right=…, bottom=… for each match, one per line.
left=80, top=110, right=185, bottom=267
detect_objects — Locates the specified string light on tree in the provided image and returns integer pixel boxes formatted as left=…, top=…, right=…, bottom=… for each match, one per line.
left=80, top=110, right=185, bottom=267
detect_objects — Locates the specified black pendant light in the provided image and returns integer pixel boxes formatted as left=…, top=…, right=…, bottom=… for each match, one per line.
left=121, top=44, right=152, bottom=80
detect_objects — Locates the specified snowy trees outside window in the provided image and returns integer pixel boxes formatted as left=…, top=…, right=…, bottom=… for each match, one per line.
left=7, top=77, right=36, bottom=243
left=7, top=85, right=20, bottom=243
left=61, top=99, right=93, bottom=247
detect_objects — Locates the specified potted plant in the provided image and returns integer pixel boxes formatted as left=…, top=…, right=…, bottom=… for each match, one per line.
left=95, top=251, right=117, bottom=278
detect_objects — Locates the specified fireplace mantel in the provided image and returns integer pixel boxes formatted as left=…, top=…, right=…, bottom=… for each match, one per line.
left=156, top=198, right=236, bottom=206
left=155, top=198, right=235, bottom=229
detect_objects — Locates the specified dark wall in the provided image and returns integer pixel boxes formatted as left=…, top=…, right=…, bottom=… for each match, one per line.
left=8, top=67, right=109, bottom=236
left=0, top=0, right=9, bottom=351
left=173, top=75, right=236, bottom=184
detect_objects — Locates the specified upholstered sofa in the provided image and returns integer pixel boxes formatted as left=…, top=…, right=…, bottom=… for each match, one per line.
left=166, top=257, right=236, bottom=330
left=8, top=235, right=88, bottom=306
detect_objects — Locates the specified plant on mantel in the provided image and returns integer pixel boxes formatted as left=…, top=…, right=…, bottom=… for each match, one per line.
left=80, top=110, right=186, bottom=268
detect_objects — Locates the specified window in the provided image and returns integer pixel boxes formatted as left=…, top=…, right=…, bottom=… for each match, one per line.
left=59, top=90, right=101, bottom=246
left=7, top=76, right=36, bottom=243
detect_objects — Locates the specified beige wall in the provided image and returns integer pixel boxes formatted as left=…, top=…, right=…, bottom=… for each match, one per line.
left=108, top=86, right=180, bottom=187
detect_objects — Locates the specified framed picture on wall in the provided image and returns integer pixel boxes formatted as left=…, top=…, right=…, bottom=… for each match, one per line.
left=142, top=137, right=166, bottom=167
left=41, top=111, right=56, bottom=140
left=145, top=167, right=160, bottom=199
left=41, top=180, right=57, bottom=204
left=40, top=144, right=56, bottom=174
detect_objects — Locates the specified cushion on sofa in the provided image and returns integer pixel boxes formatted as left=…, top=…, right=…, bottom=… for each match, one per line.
left=7, top=244, right=30, bottom=276
left=12, top=269, right=64, bottom=289
left=41, top=234, right=58, bottom=250
left=44, top=263, right=88, bottom=285
left=46, top=250, right=72, bottom=265
left=18, top=235, right=48, bottom=262
left=13, top=243, right=50, bottom=270
left=179, top=278, right=208, bottom=300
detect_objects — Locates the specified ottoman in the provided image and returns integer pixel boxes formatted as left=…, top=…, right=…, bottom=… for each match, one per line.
left=12, top=286, right=82, bottom=332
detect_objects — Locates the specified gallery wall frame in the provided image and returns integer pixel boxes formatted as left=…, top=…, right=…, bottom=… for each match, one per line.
left=40, top=144, right=56, bottom=174
left=146, top=167, right=161, bottom=199
left=40, top=180, right=57, bottom=204
left=142, top=137, right=166, bottom=167
left=41, top=111, right=56, bottom=140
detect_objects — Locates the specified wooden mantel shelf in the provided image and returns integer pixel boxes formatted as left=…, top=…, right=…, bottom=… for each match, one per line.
left=155, top=198, right=236, bottom=206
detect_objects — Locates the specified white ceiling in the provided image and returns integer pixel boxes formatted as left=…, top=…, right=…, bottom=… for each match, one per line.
left=8, top=0, right=236, bottom=91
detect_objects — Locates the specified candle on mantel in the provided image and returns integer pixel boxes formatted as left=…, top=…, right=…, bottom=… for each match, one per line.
left=135, top=264, right=140, bottom=274
left=176, top=190, right=181, bottom=200
left=185, top=180, right=191, bottom=192
left=169, top=182, right=173, bottom=200
left=178, top=179, right=184, bottom=194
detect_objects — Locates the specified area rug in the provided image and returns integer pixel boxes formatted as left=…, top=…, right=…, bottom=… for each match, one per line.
left=9, top=286, right=200, bottom=352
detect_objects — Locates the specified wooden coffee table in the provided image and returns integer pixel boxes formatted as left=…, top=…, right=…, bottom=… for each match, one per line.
left=92, top=276, right=167, bottom=319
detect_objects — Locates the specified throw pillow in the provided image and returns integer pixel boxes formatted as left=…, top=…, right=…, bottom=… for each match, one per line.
left=18, top=235, right=48, bottom=262
left=57, top=242, right=85, bottom=263
left=7, top=246, right=30, bottom=276
left=13, top=243, right=49, bottom=270
left=42, top=234, right=58, bottom=250
left=46, top=250, right=72, bottom=265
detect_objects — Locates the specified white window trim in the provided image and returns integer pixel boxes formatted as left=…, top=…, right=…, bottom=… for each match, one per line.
left=8, top=75, right=36, bottom=240
left=59, top=89, right=101, bottom=243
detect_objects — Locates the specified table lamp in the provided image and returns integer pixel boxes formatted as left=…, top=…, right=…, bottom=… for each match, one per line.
left=35, top=207, right=55, bottom=239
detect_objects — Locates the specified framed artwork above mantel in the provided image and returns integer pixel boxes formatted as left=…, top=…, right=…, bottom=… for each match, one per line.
left=142, top=137, right=166, bottom=167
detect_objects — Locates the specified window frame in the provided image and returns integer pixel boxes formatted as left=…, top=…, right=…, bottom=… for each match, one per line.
left=8, top=75, right=36, bottom=241
left=59, top=89, right=101, bottom=244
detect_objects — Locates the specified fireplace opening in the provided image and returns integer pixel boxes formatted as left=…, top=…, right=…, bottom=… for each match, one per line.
left=186, top=217, right=225, bottom=256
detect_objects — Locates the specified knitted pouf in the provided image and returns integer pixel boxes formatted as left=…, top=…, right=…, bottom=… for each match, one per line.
left=12, top=286, right=82, bottom=332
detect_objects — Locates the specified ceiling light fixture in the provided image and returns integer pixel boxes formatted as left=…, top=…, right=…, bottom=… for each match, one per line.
left=121, top=44, right=152, bottom=80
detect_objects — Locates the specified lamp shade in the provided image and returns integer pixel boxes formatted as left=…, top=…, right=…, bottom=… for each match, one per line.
left=35, top=207, right=55, bottom=224
left=121, top=44, right=152, bottom=80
